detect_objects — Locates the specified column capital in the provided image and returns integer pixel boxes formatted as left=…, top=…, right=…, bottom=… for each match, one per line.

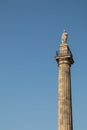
left=55, top=55, right=74, bottom=66
left=55, top=44, right=74, bottom=65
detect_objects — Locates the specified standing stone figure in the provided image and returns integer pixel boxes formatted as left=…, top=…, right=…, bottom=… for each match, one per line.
left=61, top=30, right=68, bottom=43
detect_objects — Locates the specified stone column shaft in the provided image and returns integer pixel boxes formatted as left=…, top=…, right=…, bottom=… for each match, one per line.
left=55, top=42, right=74, bottom=130
left=58, top=63, right=72, bottom=130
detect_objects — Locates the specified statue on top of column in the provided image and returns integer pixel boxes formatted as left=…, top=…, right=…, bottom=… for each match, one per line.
left=61, top=30, right=68, bottom=44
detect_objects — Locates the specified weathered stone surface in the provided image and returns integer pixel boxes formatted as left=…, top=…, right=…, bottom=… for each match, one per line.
left=55, top=42, right=74, bottom=130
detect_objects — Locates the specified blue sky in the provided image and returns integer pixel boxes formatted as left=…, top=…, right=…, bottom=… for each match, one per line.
left=0, top=0, right=87, bottom=130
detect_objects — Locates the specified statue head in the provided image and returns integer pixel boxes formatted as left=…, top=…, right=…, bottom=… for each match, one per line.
left=61, top=30, right=68, bottom=44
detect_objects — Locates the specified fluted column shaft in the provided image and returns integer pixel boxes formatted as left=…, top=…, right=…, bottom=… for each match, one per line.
left=58, top=62, right=72, bottom=130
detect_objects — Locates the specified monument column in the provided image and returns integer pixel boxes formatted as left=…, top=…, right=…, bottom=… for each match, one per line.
left=55, top=31, right=74, bottom=130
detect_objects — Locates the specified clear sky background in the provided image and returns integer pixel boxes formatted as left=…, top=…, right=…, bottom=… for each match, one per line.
left=0, top=0, right=87, bottom=130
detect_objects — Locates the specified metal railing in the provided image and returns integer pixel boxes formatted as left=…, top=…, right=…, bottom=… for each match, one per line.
left=56, top=49, right=73, bottom=57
